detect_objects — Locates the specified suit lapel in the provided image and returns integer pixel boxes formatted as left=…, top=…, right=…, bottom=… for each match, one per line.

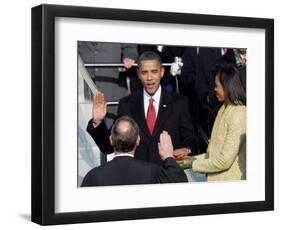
left=152, top=89, right=173, bottom=138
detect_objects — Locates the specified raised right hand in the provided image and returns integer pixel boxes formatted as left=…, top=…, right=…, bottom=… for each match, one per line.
left=158, top=131, right=174, bottom=160
left=92, top=92, right=107, bottom=125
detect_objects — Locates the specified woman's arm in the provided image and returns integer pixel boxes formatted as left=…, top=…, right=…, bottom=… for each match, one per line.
left=192, top=107, right=246, bottom=173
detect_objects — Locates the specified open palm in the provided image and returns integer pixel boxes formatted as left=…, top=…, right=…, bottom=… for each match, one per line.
left=92, top=92, right=107, bottom=124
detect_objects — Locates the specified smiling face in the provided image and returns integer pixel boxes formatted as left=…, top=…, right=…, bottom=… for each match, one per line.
left=214, top=74, right=226, bottom=102
left=137, top=59, right=164, bottom=96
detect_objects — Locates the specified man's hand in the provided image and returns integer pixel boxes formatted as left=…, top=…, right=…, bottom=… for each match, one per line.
left=123, top=58, right=135, bottom=69
left=173, top=147, right=191, bottom=160
left=158, top=131, right=174, bottom=160
left=92, top=92, right=107, bottom=126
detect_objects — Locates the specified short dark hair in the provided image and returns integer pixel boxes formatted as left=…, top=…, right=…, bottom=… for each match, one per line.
left=137, top=51, right=162, bottom=67
left=111, top=116, right=139, bottom=153
left=213, top=63, right=246, bottom=105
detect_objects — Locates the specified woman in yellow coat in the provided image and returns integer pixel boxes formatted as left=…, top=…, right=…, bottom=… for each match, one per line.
left=177, top=63, right=246, bottom=181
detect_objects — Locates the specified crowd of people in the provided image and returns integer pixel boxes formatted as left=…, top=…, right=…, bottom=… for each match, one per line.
left=78, top=42, right=247, bottom=186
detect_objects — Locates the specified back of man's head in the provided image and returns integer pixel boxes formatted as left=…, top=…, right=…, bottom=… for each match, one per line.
left=110, top=116, right=140, bottom=153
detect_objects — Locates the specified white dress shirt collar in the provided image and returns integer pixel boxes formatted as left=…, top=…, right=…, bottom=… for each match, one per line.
left=114, top=152, right=134, bottom=158
left=143, top=86, right=162, bottom=118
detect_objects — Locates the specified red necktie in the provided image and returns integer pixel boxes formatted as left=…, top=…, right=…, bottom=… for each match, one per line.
left=146, top=97, right=156, bottom=134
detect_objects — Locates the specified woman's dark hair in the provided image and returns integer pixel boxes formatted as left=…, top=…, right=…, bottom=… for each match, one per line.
left=213, top=62, right=246, bottom=105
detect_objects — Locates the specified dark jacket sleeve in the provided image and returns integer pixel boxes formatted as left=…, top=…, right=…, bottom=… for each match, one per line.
left=179, top=97, right=199, bottom=154
left=86, top=119, right=114, bottom=155
left=157, top=157, right=188, bottom=183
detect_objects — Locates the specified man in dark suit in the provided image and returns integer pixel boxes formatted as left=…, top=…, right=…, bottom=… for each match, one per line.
left=87, top=51, right=198, bottom=165
left=81, top=116, right=187, bottom=186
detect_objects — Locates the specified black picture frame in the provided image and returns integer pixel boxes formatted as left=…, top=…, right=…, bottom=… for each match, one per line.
left=31, top=4, right=274, bottom=225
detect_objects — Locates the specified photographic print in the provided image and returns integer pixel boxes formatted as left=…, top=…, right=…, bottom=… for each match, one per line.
left=77, top=41, right=247, bottom=187
left=32, top=4, right=273, bottom=225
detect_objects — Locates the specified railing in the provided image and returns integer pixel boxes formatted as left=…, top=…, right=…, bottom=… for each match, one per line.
left=78, top=55, right=99, bottom=100
left=84, top=56, right=184, bottom=94
left=84, top=63, right=173, bottom=67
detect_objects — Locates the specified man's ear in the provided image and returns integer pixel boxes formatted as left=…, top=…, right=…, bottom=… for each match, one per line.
left=109, top=135, right=113, bottom=145
left=160, top=66, right=165, bottom=78
left=136, top=135, right=140, bottom=146
left=137, top=68, right=141, bottom=79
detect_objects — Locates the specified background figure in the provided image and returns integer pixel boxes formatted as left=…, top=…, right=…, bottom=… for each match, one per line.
left=179, top=47, right=200, bottom=150
left=81, top=116, right=187, bottom=186
left=78, top=42, right=138, bottom=127
left=222, top=48, right=247, bottom=92
left=178, top=63, right=246, bottom=181
left=195, top=47, right=226, bottom=139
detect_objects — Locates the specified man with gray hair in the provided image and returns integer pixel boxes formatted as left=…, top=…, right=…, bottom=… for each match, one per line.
left=81, top=116, right=187, bottom=186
